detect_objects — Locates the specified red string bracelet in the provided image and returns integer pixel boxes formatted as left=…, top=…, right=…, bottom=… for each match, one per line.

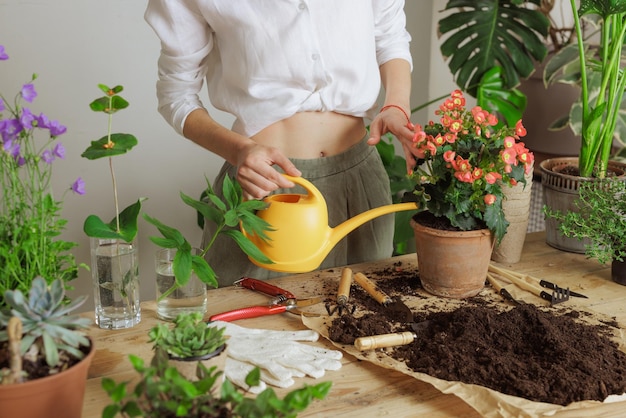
left=380, top=104, right=413, bottom=129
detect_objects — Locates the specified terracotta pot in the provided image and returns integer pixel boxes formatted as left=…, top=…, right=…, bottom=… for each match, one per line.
left=169, top=343, right=227, bottom=381
left=540, top=158, right=626, bottom=253
left=410, top=214, right=494, bottom=299
left=612, top=259, right=626, bottom=286
left=0, top=338, right=95, bottom=418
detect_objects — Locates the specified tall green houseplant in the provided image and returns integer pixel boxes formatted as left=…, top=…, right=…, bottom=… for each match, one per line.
left=569, top=0, right=626, bottom=177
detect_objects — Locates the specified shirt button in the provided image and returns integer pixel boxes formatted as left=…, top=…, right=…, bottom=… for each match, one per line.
left=298, top=2, right=306, bottom=10
left=311, top=53, right=319, bottom=61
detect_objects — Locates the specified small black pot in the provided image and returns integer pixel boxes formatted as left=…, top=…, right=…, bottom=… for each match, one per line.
left=612, top=259, right=626, bottom=286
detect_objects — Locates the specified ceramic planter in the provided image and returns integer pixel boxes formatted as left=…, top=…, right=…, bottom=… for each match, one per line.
left=540, top=158, right=626, bottom=253
left=0, top=338, right=95, bottom=418
left=492, top=166, right=534, bottom=264
left=169, top=343, right=227, bottom=381
left=411, top=213, right=494, bottom=299
left=612, top=259, right=626, bottom=286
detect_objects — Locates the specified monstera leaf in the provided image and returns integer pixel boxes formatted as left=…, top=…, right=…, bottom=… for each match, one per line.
left=439, top=0, right=550, bottom=97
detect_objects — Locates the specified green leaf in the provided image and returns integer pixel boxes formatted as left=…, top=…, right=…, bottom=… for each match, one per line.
left=476, top=67, right=527, bottom=128
left=191, top=255, right=218, bottom=288
left=222, top=175, right=241, bottom=209
left=223, top=229, right=274, bottom=264
left=439, top=0, right=549, bottom=96
left=182, top=191, right=223, bottom=227
left=83, top=199, right=144, bottom=242
left=173, top=247, right=192, bottom=286
left=81, top=133, right=138, bottom=160
left=143, top=213, right=187, bottom=248
left=245, top=367, right=261, bottom=387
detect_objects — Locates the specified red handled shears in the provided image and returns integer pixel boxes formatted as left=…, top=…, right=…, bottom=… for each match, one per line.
left=208, top=277, right=322, bottom=322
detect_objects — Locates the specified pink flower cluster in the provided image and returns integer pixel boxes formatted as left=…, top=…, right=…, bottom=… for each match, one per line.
left=411, top=90, right=534, bottom=203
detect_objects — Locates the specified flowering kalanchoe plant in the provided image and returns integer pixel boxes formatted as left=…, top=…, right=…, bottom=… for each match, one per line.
left=409, top=90, right=534, bottom=243
left=82, top=84, right=142, bottom=243
left=0, top=45, right=84, bottom=306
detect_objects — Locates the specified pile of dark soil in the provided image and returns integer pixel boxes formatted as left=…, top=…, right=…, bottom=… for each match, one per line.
left=326, top=265, right=626, bottom=406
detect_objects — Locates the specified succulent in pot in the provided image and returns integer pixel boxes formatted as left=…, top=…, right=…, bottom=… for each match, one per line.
left=148, top=312, right=227, bottom=381
left=0, top=277, right=94, bottom=418
left=148, top=312, right=226, bottom=360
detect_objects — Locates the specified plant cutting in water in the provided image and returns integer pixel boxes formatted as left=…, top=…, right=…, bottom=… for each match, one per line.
left=82, top=84, right=142, bottom=242
left=409, top=90, right=535, bottom=242
left=0, top=44, right=84, bottom=307
left=82, top=85, right=143, bottom=309
left=143, top=174, right=273, bottom=298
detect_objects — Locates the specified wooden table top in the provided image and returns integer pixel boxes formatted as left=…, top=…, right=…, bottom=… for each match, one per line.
left=81, top=232, right=626, bottom=417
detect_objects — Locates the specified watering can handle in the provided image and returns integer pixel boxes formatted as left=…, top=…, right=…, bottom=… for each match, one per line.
left=282, top=174, right=324, bottom=203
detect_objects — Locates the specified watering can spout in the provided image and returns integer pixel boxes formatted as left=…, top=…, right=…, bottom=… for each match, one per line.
left=242, top=175, right=417, bottom=273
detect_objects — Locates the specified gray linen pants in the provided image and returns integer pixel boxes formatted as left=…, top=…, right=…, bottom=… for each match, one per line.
left=202, top=136, right=394, bottom=287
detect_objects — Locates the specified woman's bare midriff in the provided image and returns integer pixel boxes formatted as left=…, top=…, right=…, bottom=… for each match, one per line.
left=252, top=112, right=367, bottom=159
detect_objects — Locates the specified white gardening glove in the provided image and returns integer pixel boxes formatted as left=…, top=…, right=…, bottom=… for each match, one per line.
left=209, top=320, right=343, bottom=394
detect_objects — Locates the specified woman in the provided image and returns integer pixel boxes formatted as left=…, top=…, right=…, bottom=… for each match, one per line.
left=145, top=1, right=417, bottom=286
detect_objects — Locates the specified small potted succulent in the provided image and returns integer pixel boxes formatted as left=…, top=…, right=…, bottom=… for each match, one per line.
left=101, top=346, right=331, bottom=418
left=147, top=312, right=227, bottom=380
left=544, top=179, right=626, bottom=285
left=0, top=277, right=94, bottom=418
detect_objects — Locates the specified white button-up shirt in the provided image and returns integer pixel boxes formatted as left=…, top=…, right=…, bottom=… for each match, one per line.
left=145, top=0, right=412, bottom=137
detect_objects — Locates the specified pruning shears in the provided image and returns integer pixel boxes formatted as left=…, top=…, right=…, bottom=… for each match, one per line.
left=208, top=277, right=322, bottom=322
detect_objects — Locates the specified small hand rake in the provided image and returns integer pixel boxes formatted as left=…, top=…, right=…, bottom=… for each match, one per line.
left=488, top=264, right=572, bottom=306
left=326, top=267, right=356, bottom=315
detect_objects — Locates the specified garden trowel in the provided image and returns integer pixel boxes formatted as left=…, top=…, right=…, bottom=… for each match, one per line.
left=352, top=272, right=435, bottom=350
left=353, top=272, right=413, bottom=322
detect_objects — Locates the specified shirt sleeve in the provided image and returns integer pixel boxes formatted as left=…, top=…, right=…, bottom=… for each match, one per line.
left=373, top=0, right=413, bottom=71
left=144, top=0, right=213, bottom=136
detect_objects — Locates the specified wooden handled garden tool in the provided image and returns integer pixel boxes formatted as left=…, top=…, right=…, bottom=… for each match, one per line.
left=488, top=264, right=571, bottom=305
left=355, top=331, right=416, bottom=350
left=353, top=319, right=431, bottom=351
left=353, top=272, right=413, bottom=322
left=486, top=273, right=520, bottom=305
left=326, top=267, right=355, bottom=315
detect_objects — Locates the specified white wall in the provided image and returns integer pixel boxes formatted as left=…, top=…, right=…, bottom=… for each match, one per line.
left=1, top=1, right=453, bottom=312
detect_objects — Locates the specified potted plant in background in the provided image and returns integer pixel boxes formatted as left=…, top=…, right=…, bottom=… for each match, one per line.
left=147, top=312, right=227, bottom=380
left=438, top=0, right=550, bottom=127
left=81, top=84, right=143, bottom=329
left=143, top=174, right=273, bottom=321
left=0, top=277, right=94, bottom=418
left=408, top=90, right=534, bottom=298
left=0, top=44, right=85, bottom=308
left=545, top=179, right=626, bottom=285
left=541, top=0, right=626, bottom=252
left=379, top=0, right=549, bottom=256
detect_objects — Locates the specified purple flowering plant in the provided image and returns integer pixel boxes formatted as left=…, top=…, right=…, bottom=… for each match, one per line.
left=0, top=45, right=84, bottom=305
left=81, top=84, right=141, bottom=243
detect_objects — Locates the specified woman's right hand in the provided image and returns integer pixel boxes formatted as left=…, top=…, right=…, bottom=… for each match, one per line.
left=235, top=142, right=302, bottom=200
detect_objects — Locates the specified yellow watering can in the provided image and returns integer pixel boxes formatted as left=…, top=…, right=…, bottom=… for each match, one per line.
left=242, top=175, right=418, bottom=273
